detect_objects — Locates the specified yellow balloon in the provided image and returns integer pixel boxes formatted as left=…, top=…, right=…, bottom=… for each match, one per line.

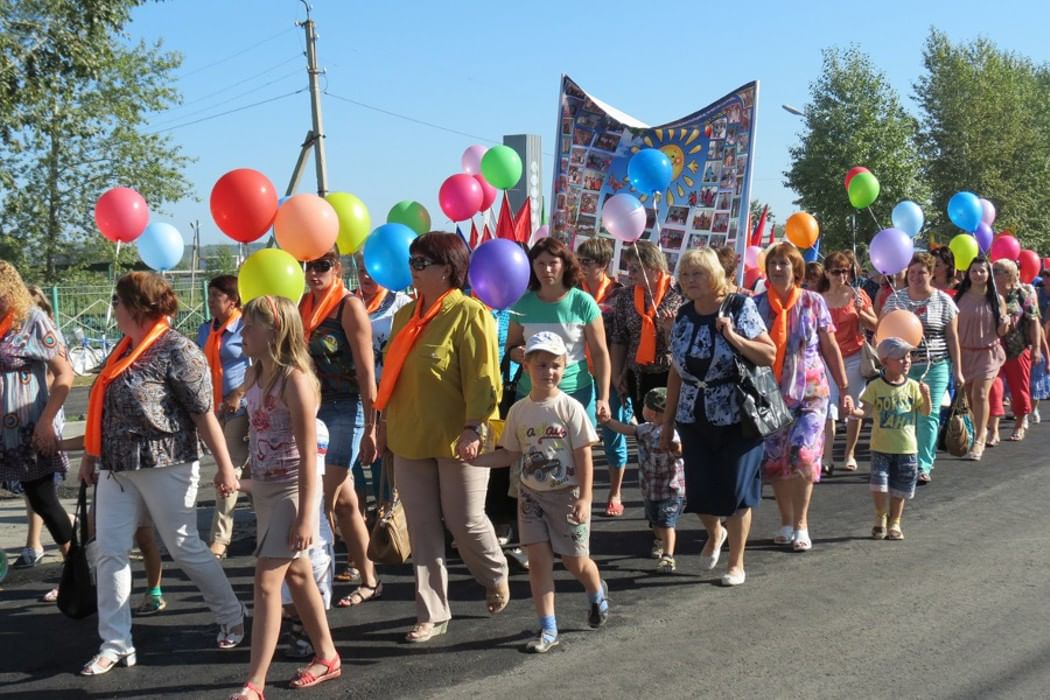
left=326, top=192, right=371, bottom=254
left=948, top=233, right=979, bottom=271
left=238, top=248, right=305, bottom=303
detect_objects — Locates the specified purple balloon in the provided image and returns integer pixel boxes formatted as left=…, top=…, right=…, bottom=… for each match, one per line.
left=980, top=198, right=996, bottom=227
left=461, top=144, right=487, bottom=175
left=469, top=239, right=530, bottom=310
left=869, top=228, right=914, bottom=275
left=975, top=222, right=994, bottom=253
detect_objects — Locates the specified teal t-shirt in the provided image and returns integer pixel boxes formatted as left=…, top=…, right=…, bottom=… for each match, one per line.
left=511, top=287, right=601, bottom=394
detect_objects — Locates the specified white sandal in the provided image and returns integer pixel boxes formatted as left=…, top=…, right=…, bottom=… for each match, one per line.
left=793, top=529, right=813, bottom=552
left=80, top=650, right=136, bottom=676
left=773, top=525, right=795, bottom=545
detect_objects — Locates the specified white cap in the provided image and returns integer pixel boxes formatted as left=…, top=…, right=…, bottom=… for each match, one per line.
left=524, top=331, right=568, bottom=357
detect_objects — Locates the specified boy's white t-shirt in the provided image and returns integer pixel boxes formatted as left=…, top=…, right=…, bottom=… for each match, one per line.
left=500, top=391, right=599, bottom=492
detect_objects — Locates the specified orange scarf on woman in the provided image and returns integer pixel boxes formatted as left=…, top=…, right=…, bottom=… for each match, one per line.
left=299, top=280, right=346, bottom=341
left=84, top=319, right=170, bottom=458
left=633, top=272, right=671, bottom=365
left=584, top=275, right=614, bottom=305
left=767, top=285, right=802, bottom=381
left=357, top=287, right=388, bottom=315
left=204, top=309, right=241, bottom=410
left=375, top=289, right=455, bottom=411
left=0, top=311, right=13, bottom=339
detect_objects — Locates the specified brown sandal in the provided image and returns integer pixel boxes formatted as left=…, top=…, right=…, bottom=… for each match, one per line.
left=335, top=580, right=382, bottom=608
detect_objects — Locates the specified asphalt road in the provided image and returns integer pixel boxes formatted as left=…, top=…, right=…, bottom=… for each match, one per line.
left=3, top=394, right=1049, bottom=699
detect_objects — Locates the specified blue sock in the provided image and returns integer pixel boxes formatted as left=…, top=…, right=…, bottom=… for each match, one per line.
left=539, top=615, right=557, bottom=639
left=587, top=589, right=609, bottom=612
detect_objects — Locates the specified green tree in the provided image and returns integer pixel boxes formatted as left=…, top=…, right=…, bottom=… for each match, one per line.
left=206, top=245, right=239, bottom=275
left=784, top=46, right=928, bottom=255
left=915, top=30, right=1050, bottom=250
left=0, top=0, right=192, bottom=282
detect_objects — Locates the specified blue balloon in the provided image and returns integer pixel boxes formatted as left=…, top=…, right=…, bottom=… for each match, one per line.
left=363, top=223, right=416, bottom=291
left=802, top=239, right=821, bottom=263
left=468, top=239, right=530, bottom=309
left=891, top=201, right=925, bottom=238
left=627, top=148, right=673, bottom=195
left=137, top=222, right=184, bottom=271
left=947, top=191, right=983, bottom=233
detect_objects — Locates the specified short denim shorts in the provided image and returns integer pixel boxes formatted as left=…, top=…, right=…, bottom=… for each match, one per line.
left=869, top=451, right=918, bottom=499
left=317, top=397, right=363, bottom=472
left=643, top=495, right=686, bottom=528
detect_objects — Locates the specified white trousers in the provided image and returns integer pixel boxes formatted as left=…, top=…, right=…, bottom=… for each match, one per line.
left=95, top=461, right=243, bottom=656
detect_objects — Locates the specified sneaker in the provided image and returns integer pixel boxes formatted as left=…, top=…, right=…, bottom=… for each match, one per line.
left=1034, top=408, right=1042, bottom=424
left=650, top=539, right=664, bottom=559
left=283, top=623, right=314, bottom=659
left=524, top=631, right=560, bottom=654
left=13, top=547, right=44, bottom=569
left=656, top=555, right=676, bottom=574
left=133, top=594, right=167, bottom=616
left=587, top=580, right=610, bottom=629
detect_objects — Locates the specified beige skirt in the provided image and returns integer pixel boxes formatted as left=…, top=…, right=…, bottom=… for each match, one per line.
left=252, top=478, right=318, bottom=560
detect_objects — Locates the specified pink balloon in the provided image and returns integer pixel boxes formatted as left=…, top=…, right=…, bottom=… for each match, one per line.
left=273, top=194, right=340, bottom=261
left=744, top=245, right=762, bottom=269
left=438, top=173, right=483, bottom=222
left=989, top=234, right=1021, bottom=262
left=980, top=198, right=996, bottom=227
left=474, top=174, right=497, bottom=212
left=601, top=193, right=646, bottom=243
left=461, top=144, right=488, bottom=175
left=95, top=187, right=150, bottom=243
left=1019, top=249, right=1040, bottom=284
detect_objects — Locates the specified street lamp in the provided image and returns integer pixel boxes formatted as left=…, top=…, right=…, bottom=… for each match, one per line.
left=782, top=104, right=804, bottom=117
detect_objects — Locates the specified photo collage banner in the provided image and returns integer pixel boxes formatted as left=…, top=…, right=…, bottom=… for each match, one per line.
left=550, top=75, right=758, bottom=274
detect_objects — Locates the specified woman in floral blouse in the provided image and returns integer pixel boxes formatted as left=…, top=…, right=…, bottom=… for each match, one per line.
left=754, top=243, right=850, bottom=553
left=992, top=259, right=1041, bottom=442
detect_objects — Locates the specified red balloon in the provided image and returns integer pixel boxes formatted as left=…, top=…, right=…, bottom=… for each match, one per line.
left=95, top=187, right=149, bottom=243
left=210, top=169, right=279, bottom=243
left=438, top=173, right=483, bottom=222
left=843, top=166, right=870, bottom=190
left=1018, top=249, right=1041, bottom=284
left=989, top=234, right=1021, bottom=263
left=474, top=174, right=497, bottom=212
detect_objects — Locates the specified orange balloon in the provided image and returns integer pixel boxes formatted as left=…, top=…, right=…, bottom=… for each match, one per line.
left=785, top=212, right=819, bottom=249
left=274, top=194, right=340, bottom=261
left=875, top=309, right=924, bottom=347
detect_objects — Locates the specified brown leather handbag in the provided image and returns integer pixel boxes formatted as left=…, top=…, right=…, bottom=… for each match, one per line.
left=366, top=451, right=411, bottom=565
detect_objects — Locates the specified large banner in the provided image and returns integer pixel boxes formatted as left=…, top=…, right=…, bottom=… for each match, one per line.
left=550, top=76, right=758, bottom=275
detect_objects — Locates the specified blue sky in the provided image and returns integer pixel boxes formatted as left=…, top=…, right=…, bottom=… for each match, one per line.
left=125, top=0, right=1050, bottom=246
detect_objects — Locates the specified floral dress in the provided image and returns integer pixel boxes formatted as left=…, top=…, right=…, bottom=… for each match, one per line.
left=754, top=289, right=834, bottom=482
left=0, top=307, right=68, bottom=487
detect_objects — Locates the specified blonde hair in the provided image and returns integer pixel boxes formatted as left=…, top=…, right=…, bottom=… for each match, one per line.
left=627, top=240, right=669, bottom=274
left=0, top=261, right=34, bottom=326
left=26, top=284, right=54, bottom=320
left=678, top=248, right=728, bottom=298
left=993, top=258, right=1020, bottom=285
left=242, top=295, right=320, bottom=401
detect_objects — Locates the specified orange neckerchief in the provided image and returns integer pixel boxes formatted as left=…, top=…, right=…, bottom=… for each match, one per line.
left=356, top=287, right=389, bottom=315
left=84, top=319, right=170, bottom=458
left=767, top=284, right=803, bottom=381
left=633, top=272, right=671, bottom=365
left=204, top=309, right=241, bottom=410
left=299, top=280, right=346, bottom=341
left=0, top=311, right=14, bottom=339
left=375, top=288, right=455, bottom=411
left=584, top=275, right=614, bottom=305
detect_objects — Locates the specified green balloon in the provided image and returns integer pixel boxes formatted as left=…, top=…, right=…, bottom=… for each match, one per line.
left=847, top=171, right=880, bottom=209
left=326, top=192, right=371, bottom=255
left=949, top=233, right=979, bottom=271
left=387, top=200, right=431, bottom=236
left=238, top=248, right=305, bottom=303
left=480, top=145, right=523, bottom=190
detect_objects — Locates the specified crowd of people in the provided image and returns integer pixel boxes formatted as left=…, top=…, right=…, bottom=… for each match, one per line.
left=1, top=232, right=1047, bottom=697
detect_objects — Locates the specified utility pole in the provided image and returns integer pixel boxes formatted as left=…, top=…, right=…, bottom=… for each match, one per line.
left=298, top=1, right=328, bottom=196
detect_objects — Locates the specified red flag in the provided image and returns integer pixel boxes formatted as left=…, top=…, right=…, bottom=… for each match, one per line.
left=495, top=192, right=515, bottom=240
left=767, top=223, right=775, bottom=246
left=513, top=197, right=532, bottom=244
left=469, top=220, right=479, bottom=249
left=750, top=205, right=768, bottom=247
left=482, top=222, right=493, bottom=244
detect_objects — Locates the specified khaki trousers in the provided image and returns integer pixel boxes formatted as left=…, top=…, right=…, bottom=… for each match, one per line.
left=209, top=413, right=250, bottom=547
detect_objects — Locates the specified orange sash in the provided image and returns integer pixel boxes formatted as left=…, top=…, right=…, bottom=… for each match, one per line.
left=633, top=273, right=671, bottom=365
left=357, top=287, right=388, bottom=315
left=0, top=311, right=13, bottom=339
left=375, top=289, right=455, bottom=411
left=300, top=280, right=346, bottom=341
left=84, top=319, right=170, bottom=458
left=767, top=285, right=802, bottom=381
left=584, top=275, right=614, bottom=305
left=204, top=309, right=241, bottom=410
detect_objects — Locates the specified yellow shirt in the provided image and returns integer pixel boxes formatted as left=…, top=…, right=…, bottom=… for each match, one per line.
left=859, top=376, right=924, bottom=454
left=384, top=289, right=501, bottom=460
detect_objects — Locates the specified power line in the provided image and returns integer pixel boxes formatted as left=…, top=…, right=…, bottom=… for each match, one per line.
left=150, top=67, right=304, bottom=128
left=323, top=91, right=501, bottom=145
left=163, top=54, right=303, bottom=112
left=177, top=26, right=296, bottom=79
left=148, top=88, right=307, bottom=134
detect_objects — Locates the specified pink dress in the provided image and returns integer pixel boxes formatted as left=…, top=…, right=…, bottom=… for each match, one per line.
left=956, top=293, right=1005, bottom=381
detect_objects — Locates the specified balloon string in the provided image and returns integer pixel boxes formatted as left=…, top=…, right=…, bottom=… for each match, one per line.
left=649, top=192, right=662, bottom=245
left=105, top=241, right=122, bottom=330
left=633, top=244, right=657, bottom=312
left=865, top=206, right=883, bottom=231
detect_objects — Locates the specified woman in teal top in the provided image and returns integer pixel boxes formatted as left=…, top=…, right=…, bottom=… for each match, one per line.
left=506, top=237, right=611, bottom=427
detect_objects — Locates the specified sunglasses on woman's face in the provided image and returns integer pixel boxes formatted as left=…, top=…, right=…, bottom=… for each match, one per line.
left=578, top=257, right=598, bottom=266
left=111, top=294, right=121, bottom=308
left=409, top=256, right=440, bottom=271
left=306, top=259, right=334, bottom=273
left=828, top=268, right=850, bottom=276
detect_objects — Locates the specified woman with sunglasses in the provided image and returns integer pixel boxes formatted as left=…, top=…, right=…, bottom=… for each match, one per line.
left=506, top=238, right=612, bottom=508
left=300, top=248, right=380, bottom=608
left=377, top=232, right=508, bottom=643
left=818, top=251, right=877, bottom=474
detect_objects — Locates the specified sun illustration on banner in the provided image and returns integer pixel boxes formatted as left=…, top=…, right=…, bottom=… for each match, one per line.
left=629, top=127, right=703, bottom=205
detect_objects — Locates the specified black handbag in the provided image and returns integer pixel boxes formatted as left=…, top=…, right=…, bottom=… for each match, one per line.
left=58, top=483, right=97, bottom=620
left=721, top=294, right=794, bottom=439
